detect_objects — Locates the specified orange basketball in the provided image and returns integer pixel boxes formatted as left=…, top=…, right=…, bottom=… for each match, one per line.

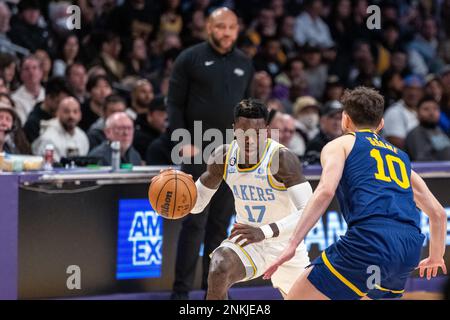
left=148, top=169, right=197, bottom=219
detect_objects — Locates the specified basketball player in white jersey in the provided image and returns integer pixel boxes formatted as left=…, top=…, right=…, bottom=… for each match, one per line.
left=187, top=98, right=313, bottom=299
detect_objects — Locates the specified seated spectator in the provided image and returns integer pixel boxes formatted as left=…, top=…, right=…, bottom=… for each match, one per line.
left=348, top=58, right=381, bottom=89
left=407, top=18, right=443, bottom=76
left=302, top=44, right=328, bottom=100
left=181, top=9, right=207, bottom=47
left=124, top=37, right=151, bottom=79
left=89, top=112, right=141, bottom=166
left=133, top=96, right=167, bottom=159
left=246, top=7, right=278, bottom=47
left=32, top=97, right=89, bottom=161
left=381, top=69, right=404, bottom=109
left=0, top=101, right=19, bottom=154
left=159, top=0, right=183, bottom=35
left=66, top=63, right=88, bottom=104
left=405, top=97, right=450, bottom=161
left=127, top=79, right=155, bottom=120
left=0, top=93, right=31, bottom=154
left=87, top=94, right=127, bottom=151
left=79, top=75, right=112, bottom=131
left=146, top=131, right=174, bottom=165
left=424, top=74, right=443, bottom=104
left=106, top=0, right=160, bottom=42
left=268, top=111, right=296, bottom=147
left=291, top=96, right=320, bottom=156
left=53, top=34, right=80, bottom=77
left=251, top=71, right=272, bottom=103
left=278, top=15, right=299, bottom=59
left=253, top=37, right=285, bottom=79
left=294, top=0, right=334, bottom=49
left=389, top=48, right=411, bottom=76
left=237, top=36, right=258, bottom=60
left=34, top=49, right=52, bottom=84
left=383, top=75, right=424, bottom=149
left=11, top=55, right=45, bottom=125
left=91, top=31, right=125, bottom=82
left=304, top=100, right=343, bottom=164
left=322, top=75, right=344, bottom=103
left=280, top=77, right=310, bottom=114
left=273, top=57, right=305, bottom=102
left=0, top=2, right=29, bottom=57
left=7, top=0, right=51, bottom=53
left=267, top=98, right=285, bottom=112
left=0, top=52, right=17, bottom=92
left=23, top=77, right=72, bottom=143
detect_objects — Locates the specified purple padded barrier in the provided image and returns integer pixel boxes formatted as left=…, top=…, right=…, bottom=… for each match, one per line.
left=0, top=174, right=19, bottom=299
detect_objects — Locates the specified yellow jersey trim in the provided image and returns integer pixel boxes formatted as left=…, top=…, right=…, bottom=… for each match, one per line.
left=223, top=141, right=235, bottom=180
left=236, top=139, right=272, bottom=172
left=321, top=251, right=367, bottom=297
left=374, top=284, right=405, bottom=294
left=267, top=145, right=287, bottom=191
left=234, top=242, right=257, bottom=279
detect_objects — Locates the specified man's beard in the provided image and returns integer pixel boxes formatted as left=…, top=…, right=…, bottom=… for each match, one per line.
left=210, top=34, right=235, bottom=53
left=62, top=121, right=76, bottom=132
left=421, top=120, right=438, bottom=129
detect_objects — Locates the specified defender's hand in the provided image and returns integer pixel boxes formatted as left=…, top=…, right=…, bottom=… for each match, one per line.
left=416, top=257, right=447, bottom=280
left=229, top=223, right=265, bottom=247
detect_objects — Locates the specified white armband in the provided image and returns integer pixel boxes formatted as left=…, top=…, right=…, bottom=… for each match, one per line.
left=191, top=179, right=218, bottom=214
left=261, top=182, right=313, bottom=238
left=260, top=224, right=274, bottom=238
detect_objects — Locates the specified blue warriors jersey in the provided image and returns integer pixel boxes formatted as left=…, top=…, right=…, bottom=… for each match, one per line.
left=336, top=130, right=420, bottom=230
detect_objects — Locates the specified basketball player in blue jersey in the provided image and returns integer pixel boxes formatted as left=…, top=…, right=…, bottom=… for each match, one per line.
left=264, top=87, right=448, bottom=300
left=181, top=98, right=314, bottom=300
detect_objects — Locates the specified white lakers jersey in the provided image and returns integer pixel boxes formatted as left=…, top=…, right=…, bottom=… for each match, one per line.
left=223, top=138, right=298, bottom=236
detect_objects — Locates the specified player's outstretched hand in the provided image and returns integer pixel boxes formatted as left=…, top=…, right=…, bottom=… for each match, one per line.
left=263, top=244, right=296, bottom=280
left=416, top=257, right=447, bottom=280
left=229, top=223, right=265, bottom=247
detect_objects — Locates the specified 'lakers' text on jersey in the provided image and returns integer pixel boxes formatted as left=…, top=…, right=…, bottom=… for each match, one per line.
left=223, top=138, right=298, bottom=236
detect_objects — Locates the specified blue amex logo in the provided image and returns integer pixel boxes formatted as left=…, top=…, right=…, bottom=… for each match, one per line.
left=116, top=199, right=163, bottom=279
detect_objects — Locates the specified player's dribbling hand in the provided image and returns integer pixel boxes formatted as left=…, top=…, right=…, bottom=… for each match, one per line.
left=229, top=223, right=265, bottom=247
left=263, top=244, right=296, bottom=280
left=416, top=257, right=447, bottom=280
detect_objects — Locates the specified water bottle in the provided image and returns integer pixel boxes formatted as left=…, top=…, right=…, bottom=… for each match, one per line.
left=111, top=141, right=121, bottom=172
left=43, top=144, right=54, bottom=171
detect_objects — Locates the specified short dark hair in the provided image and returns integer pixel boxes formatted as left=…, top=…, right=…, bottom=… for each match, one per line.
left=65, top=62, right=85, bottom=77
left=86, top=74, right=111, bottom=92
left=418, top=95, right=439, bottom=109
left=341, top=87, right=384, bottom=127
left=45, top=76, right=73, bottom=97
left=234, top=98, right=269, bottom=123
left=103, top=94, right=126, bottom=112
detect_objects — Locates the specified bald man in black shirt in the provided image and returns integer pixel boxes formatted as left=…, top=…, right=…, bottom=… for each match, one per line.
left=167, top=7, right=254, bottom=299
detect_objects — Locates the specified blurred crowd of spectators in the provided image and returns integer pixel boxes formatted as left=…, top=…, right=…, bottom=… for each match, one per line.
left=1, top=0, right=450, bottom=167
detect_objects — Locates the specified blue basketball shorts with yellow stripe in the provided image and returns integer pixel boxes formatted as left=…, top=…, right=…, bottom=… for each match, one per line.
left=308, top=219, right=426, bottom=300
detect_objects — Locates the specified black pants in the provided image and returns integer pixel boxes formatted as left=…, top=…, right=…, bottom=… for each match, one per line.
left=172, top=181, right=235, bottom=292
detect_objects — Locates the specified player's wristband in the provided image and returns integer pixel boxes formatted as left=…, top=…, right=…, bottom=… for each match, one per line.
left=260, top=223, right=280, bottom=239
left=260, top=225, right=274, bottom=239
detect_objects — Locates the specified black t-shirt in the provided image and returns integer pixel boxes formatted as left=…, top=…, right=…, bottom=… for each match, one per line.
left=79, top=99, right=100, bottom=132
left=23, top=102, right=52, bottom=143
left=133, top=114, right=161, bottom=159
